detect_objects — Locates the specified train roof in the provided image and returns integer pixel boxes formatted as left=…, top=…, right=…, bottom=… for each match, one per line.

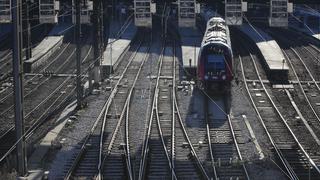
left=203, top=17, right=229, bottom=46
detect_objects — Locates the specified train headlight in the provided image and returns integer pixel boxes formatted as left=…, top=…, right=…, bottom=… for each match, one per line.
left=222, top=75, right=226, bottom=80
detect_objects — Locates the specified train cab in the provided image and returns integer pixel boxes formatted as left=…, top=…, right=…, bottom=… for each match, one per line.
left=198, top=17, right=233, bottom=87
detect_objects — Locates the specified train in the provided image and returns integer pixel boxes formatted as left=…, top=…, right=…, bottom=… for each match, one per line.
left=197, top=16, right=233, bottom=89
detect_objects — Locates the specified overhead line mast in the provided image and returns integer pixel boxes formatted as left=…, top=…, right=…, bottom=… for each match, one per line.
left=76, top=0, right=83, bottom=108
left=12, top=0, right=27, bottom=176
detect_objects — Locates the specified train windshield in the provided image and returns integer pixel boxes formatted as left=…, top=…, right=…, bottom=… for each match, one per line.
left=207, top=55, right=225, bottom=72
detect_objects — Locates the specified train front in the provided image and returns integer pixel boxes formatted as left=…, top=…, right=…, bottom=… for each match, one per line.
left=198, top=39, right=233, bottom=83
left=197, top=19, right=233, bottom=86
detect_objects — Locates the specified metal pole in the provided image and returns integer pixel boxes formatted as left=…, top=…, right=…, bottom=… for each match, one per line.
left=110, top=43, right=112, bottom=76
left=194, top=42, right=196, bottom=77
left=12, top=0, right=27, bottom=176
left=100, top=0, right=104, bottom=50
left=89, top=67, right=93, bottom=94
left=93, top=0, right=101, bottom=86
left=76, top=0, right=82, bottom=108
left=25, top=0, right=32, bottom=60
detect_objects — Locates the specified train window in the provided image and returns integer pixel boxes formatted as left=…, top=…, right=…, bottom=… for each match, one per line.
left=207, top=55, right=225, bottom=70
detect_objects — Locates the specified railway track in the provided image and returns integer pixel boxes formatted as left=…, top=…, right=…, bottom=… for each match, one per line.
left=139, top=40, right=209, bottom=180
left=64, top=35, right=211, bottom=179
left=0, top=32, right=86, bottom=136
left=0, top=26, right=93, bottom=161
left=64, top=32, right=148, bottom=179
left=98, top=38, right=150, bottom=180
left=140, top=42, right=176, bottom=180
left=268, top=31, right=320, bottom=131
left=201, top=91, right=249, bottom=180
left=236, top=33, right=320, bottom=179
left=281, top=50, right=320, bottom=143
left=268, top=29, right=320, bottom=82
left=0, top=24, right=51, bottom=82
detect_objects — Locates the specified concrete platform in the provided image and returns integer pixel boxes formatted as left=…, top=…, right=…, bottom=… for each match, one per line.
left=180, top=27, right=202, bottom=77
left=24, top=23, right=73, bottom=73
left=238, top=24, right=289, bottom=82
left=27, top=102, right=76, bottom=180
left=101, top=20, right=137, bottom=78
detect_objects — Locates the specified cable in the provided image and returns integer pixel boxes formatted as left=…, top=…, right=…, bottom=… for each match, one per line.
left=290, top=13, right=318, bottom=36
left=303, top=4, right=320, bottom=15
left=243, top=15, right=267, bottom=42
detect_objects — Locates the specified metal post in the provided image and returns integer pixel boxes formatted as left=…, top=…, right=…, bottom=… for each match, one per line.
left=76, top=0, right=82, bottom=108
left=93, top=0, right=101, bottom=86
left=100, top=0, right=104, bottom=49
left=89, top=66, right=93, bottom=94
left=25, top=0, right=32, bottom=60
left=12, top=0, right=27, bottom=176
left=194, top=42, right=196, bottom=76
left=110, top=43, right=113, bottom=76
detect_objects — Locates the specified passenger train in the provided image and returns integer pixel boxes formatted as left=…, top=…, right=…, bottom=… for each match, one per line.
left=197, top=16, right=233, bottom=89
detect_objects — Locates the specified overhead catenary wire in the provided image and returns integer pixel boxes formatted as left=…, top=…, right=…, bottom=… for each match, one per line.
left=290, top=13, right=319, bottom=37
left=0, top=29, right=95, bottom=163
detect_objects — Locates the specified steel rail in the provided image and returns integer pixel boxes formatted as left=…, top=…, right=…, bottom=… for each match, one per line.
left=155, top=92, right=178, bottom=180
left=174, top=90, right=210, bottom=180
left=0, top=44, right=90, bottom=138
left=96, top=40, right=143, bottom=178
left=267, top=29, right=320, bottom=128
left=0, top=42, right=93, bottom=162
left=302, top=46, right=320, bottom=64
left=25, top=80, right=75, bottom=139
left=227, top=115, right=250, bottom=179
left=0, top=42, right=71, bottom=101
left=204, top=92, right=218, bottom=180
left=64, top=36, right=144, bottom=180
left=0, top=33, right=91, bottom=162
left=0, top=24, right=48, bottom=69
left=204, top=94, right=248, bottom=179
left=96, top=41, right=151, bottom=180
left=289, top=47, right=320, bottom=91
left=125, top=99, right=133, bottom=180
left=310, top=44, right=320, bottom=53
left=0, top=42, right=92, bottom=117
left=0, top=50, right=11, bottom=64
left=21, top=43, right=93, bottom=121
left=233, top=32, right=298, bottom=178
left=171, top=41, right=176, bottom=180
left=249, top=52, right=320, bottom=174
left=170, top=42, right=208, bottom=180
left=239, top=55, right=298, bottom=180
left=115, top=14, right=134, bottom=38
left=0, top=25, right=90, bottom=97
left=0, top=75, right=83, bottom=163
left=63, top=91, right=109, bottom=180
left=282, top=49, right=320, bottom=130
left=152, top=42, right=178, bottom=180
left=0, top=48, right=76, bottom=116
left=106, top=14, right=134, bottom=46
left=0, top=24, right=68, bottom=84
left=268, top=29, right=320, bottom=90
left=138, top=43, right=176, bottom=180
left=25, top=79, right=79, bottom=141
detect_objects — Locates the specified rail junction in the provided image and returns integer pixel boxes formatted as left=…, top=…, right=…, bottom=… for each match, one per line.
left=0, top=0, right=320, bottom=180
